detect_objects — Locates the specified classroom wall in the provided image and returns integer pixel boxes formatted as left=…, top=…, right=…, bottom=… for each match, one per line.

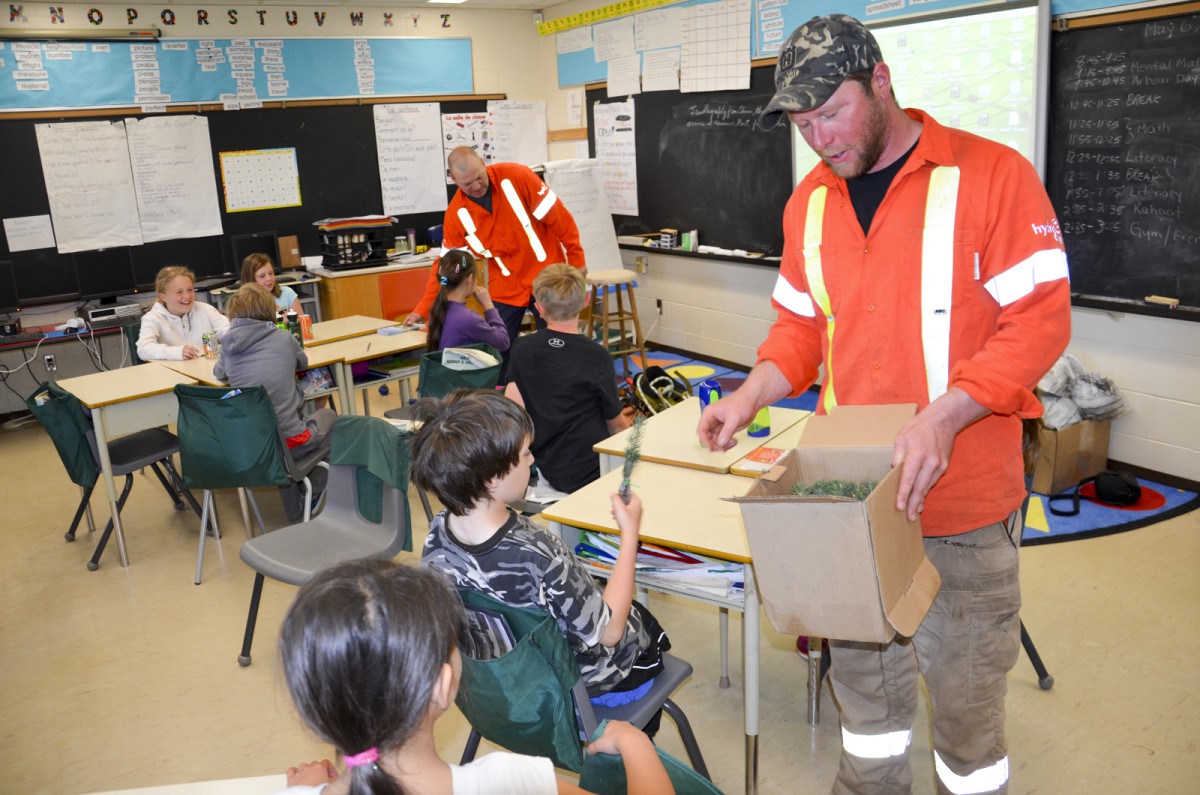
left=1, top=4, right=549, bottom=99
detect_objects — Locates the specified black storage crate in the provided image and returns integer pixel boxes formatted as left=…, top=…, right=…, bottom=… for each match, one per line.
left=318, top=223, right=394, bottom=270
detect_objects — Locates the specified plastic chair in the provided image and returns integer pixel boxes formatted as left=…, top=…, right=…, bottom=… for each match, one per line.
left=383, top=342, right=502, bottom=423
left=455, top=590, right=710, bottom=780
left=236, top=415, right=413, bottom=666
left=579, top=721, right=725, bottom=795
left=26, top=381, right=198, bottom=571
left=173, top=384, right=330, bottom=585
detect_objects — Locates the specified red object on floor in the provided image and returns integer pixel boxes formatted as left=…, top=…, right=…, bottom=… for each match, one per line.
left=1079, top=483, right=1166, bottom=511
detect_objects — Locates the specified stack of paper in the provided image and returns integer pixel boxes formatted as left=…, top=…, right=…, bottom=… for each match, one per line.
left=575, top=531, right=744, bottom=602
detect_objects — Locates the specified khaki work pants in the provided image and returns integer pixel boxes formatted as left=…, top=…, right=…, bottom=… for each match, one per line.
left=828, top=512, right=1023, bottom=795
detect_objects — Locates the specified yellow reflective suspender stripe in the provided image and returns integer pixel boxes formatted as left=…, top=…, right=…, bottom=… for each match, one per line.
left=801, top=166, right=960, bottom=410
left=500, top=178, right=548, bottom=262
left=921, top=166, right=959, bottom=401
left=456, top=207, right=511, bottom=276
left=802, top=185, right=837, bottom=413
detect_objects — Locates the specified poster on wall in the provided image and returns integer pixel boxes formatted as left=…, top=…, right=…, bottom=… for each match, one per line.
left=593, top=100, right=638, bottom=216
left=219, top=148, right=302, bottom=213
left=34, top=120, right=144, bottom=254
left=125, top=115, right=224, bottom=242
left=374, top=102, right=449, bottom=215
left=441, top=111, right=491, bottom=182
left=487, top=100, right=549, bottom=168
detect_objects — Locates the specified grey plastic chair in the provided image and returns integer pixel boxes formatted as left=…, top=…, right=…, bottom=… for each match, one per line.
left=174, top=384, right=330, bottom=585
left=237, top=458, right=411, bottom=666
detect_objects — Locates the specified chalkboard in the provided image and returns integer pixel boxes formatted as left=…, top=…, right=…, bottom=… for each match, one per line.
left=0, top=99, right=487, bottom=305
left=587, top=63, right=793, bottom=257
left=1047, top=10, right=1200, bottom=316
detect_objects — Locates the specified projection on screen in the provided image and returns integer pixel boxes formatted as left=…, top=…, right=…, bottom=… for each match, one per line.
left=792, top=2, right=1043, bottom=183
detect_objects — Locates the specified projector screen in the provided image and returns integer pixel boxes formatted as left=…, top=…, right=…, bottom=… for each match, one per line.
left=792, top=0, right=1048, bottom=184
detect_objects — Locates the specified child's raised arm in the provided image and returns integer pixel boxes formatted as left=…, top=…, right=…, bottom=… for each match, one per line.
left=599, top=492, right=642, bottom=647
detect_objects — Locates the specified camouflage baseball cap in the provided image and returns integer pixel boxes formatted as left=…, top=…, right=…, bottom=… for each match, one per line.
left=757, top=15, right=882, bottom=131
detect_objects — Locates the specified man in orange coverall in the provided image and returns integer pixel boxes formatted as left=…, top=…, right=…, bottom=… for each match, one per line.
left=698, top=15, right=1071, bottom=795
left=404, top=147, right=587, bottom=356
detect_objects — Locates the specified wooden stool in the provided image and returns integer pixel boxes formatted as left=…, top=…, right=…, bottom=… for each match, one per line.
left=584, top=269, right=648, bottom=374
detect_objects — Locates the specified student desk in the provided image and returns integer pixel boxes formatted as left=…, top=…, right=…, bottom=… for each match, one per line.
left=540, top=463, right=767, bottom=794
left=303, top=314, right=399, bottom=347
left=307, top=328, right=427, bottom=415
left=729, top=413, right=812, bottom=478
left=153, top=342, right=350, bottom=409
left=594, top=397, right=810, bottom=475
left=56, top=364, right=198, bottom=567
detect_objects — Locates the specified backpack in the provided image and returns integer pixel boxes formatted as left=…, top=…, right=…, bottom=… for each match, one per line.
left=1048, top=470, right=1142, bottom=516
left=630, top=366, right=693, bottom=415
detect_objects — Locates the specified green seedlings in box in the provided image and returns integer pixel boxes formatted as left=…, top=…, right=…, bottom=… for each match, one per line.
left=791, top=478, right=879, bottom=501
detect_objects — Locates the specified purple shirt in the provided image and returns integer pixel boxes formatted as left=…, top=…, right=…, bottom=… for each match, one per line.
left=439, top=301, right=510, bottom=352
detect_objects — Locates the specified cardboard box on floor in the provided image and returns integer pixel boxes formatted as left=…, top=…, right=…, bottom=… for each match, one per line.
left=1031, top=418, right=1111, bottom=495
left=729, top=404, right=940, bottom=644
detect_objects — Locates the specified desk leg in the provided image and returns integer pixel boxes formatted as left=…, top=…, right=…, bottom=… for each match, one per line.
left=743, top=565, right=759, bottom=795
left=719, top=608, right=731, bottom=688
left=90, top=405, right=130, bottom=567
left=807, top=637, right=824, bottom=725
left=334, top=362, right=356, bottom=416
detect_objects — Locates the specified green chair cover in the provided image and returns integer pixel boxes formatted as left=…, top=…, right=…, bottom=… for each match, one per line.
left=173, top=384, right=291, bottom=491
left=329, top=414, right=413, bottom=548
left=455, top=590, right=585, bottom=773
left=26, top=382, right=100, bottom=489
left=418, top=342, right=503, bottom=399
left=578, top=721, right=726, bottom=795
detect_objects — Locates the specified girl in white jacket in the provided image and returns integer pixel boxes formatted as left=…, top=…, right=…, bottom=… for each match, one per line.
left=136, top=266, right=229, bottom=361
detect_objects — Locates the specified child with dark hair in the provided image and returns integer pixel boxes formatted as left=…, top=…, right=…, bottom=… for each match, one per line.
left=426, top=249, right=509, bottom=353
left=215, top=283, right=333, bottom=520
left=278, top=558, right=673, bottom=795
left=411, top=390, right=670, bottom=719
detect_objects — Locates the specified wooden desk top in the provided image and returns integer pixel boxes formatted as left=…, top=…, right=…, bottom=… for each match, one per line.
left=313, top=328, right=427, bottom=365
left=57, top=363, right=196, bottom=408
left=595, top=397, right=810, bottom=474
left=153, top=357, right=226, bottom=386
left=729, top=412, right=812, bottom=477
left=542, top=462, right=754, bottom=563
left=304, top=315, right=399, bottom=347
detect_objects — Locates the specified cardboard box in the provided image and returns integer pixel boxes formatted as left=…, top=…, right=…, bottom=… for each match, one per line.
left=279, top=235, right=302, bottom=270
left=729, top=404, right=940, bottom=643
left=1031, top=418, right=1111, bottom=496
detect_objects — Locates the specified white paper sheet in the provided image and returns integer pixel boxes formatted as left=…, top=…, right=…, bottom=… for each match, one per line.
left=557, top=26, right=593, bottom=55
left=635, top=7, right=685, bottom=51
left=592, top=17, right=636, bottom=62
left=487, top=100, right=548, bottom=168
left=441, top=111, right=491, bottom=181
left=592, top=101, right=638, bottom=216
left=2, top=215, right=55, bottom=252
left=125, top=115, right=223, bottom=243
left=681, top=0, right=751, bottom=93
left=374, top=102, right=448, bottom=215
left=642, top=48, right=681, bottom=92
left=542, top=158, right=622, bottom=270
left=34, top=120, right=143, bottom=253
left=607, top=55, right=642, bottom=97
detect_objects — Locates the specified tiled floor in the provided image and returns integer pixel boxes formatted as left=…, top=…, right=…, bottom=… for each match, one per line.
left=2, top=387, right=1197, bottom=794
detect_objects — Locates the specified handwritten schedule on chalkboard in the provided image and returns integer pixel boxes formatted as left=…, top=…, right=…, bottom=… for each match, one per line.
left=1047, top=11, right=1200, bottom=313
left=588, top=64, right=791, bottom=257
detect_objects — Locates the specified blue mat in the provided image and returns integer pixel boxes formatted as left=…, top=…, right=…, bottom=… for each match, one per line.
left=1023, top=478, right=1200, bottom=546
